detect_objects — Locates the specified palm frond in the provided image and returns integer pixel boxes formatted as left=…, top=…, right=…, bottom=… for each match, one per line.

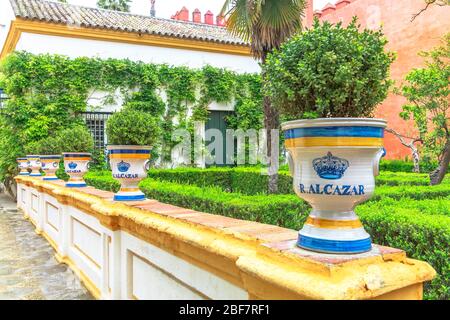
left=222, top=0, right=307, bottom=60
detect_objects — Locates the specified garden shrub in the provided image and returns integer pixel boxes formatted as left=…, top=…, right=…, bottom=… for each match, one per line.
left=148, top=167, right=293, bottom=195
left=106, top=108, right=161, bottom=146
left=55, top=126, right=94, bottom=153
left=140, top=180, right=308, bottom=230
left=264, top=18, right=395, bottom=118
left=229, top=167, right=293, bottom=195
left=376, top=171, right=450, bottom=186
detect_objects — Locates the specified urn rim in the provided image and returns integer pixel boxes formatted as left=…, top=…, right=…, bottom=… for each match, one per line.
left=39, top=155, right=62, bottom=159
left=106, top=145, right=152, bottom=151
left=62, top=152, right=92, bottom=157
left=281, top=118, right=387, bottom=131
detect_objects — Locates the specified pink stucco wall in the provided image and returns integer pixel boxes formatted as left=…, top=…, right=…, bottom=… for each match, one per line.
left=307, top=0, right=450, bottom=159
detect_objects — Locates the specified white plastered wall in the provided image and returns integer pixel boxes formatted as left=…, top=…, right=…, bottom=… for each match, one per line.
left=0, top=2, right=15, bottom=53
left=17, top=181, right=248, bottom=300
left=13, top=32, right=260, bottom=167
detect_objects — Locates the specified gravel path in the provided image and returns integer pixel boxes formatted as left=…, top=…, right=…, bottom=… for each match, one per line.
left=0, top=193, right=93, bottom=300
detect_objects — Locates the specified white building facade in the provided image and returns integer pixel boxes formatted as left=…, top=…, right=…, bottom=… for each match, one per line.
left=0, top=0, right=261, bottom=167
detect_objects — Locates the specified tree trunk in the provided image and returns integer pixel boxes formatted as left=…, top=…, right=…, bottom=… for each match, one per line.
left=3, top=177, right=17, bottom=202
left=412, top=146, right=420, bottom=173
left=264, top=95, right=280, bottom=193
left=261, top=53, right=280, bottom=194
left=430, top=139, right=450, bottom=185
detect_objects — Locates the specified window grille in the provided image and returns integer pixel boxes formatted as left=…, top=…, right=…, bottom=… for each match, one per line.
left=0, top=89, right=8, bottom=109
left=81, top=112, right=112, bottom=150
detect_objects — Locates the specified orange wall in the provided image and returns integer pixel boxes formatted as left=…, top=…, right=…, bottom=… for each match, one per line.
left=311, top=0, right=450, bottom=159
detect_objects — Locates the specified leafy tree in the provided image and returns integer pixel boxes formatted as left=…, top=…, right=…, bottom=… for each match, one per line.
left=221, top=0, right=307, bottom=193
left=264, top=18, right=395, bottom=118
left=400, top=33, right=450, bottom=185
left=97, top=0, right=131, bottom=12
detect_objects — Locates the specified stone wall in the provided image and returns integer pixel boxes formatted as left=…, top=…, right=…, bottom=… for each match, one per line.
left=15, top=176, right=435, bottom=300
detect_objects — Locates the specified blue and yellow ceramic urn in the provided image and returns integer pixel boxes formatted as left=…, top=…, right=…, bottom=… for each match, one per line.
left=17, top=157, right=30, bottom=175
left=107, top=145, right=151, bottom=201
left=26, top=155, right=42, bottom=177
left=282, top=118, right=387, bottom=254
left=62, top=153, right=92, bottom=187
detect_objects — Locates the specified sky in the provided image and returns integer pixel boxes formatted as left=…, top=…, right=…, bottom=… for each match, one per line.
left=64, top=0, right=333, bottom=19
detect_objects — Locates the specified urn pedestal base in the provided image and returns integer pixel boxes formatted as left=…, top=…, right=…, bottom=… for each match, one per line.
left=113, top=189, right=146, bottom=201
left=297, top=210, right=371, bottom=254
left=43, top=177, right=59, bottom=181
left=30, top=173, right=42, bottom=177
left=65, top=179, right=87, bottom=188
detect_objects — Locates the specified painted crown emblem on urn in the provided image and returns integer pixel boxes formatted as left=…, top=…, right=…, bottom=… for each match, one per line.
left=68, top=162, right=78, bottom=169
left=117, top=161, right=131, bottom=173
left=313, top=152, right=349, bottom=180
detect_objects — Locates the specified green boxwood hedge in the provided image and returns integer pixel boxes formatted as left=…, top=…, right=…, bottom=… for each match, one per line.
left=84, top=171, right=308, bottom=229
left=84, top=170, right=449, bottom=300
left=356, top=201, right=450, bottom=300
left=147, top=167, right=449, bottom=196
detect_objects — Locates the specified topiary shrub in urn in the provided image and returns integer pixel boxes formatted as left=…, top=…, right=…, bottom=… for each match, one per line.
left=264, top=18, right=395, bottom=254
left=57, top=126, right=95, bottom=188
left=106, top=108, right=160, bottom=201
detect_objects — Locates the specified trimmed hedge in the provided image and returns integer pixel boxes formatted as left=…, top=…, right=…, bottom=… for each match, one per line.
left=376, top=171, right=450, bottom=186
left=147, top=167, right=449, bottom=196
left=148, top=167, right=234, bottom=192
left=374, top=185, right=450, bottom=201
left=84, top=171, right=450, bottom=300
left=148, top=167, right=292, bottom=195
left=357, top=201, right=450, bottom=300
left=84, top=171, right=308, bottom=229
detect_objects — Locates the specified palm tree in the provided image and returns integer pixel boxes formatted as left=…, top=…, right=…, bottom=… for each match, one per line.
left=221, top=0, right=307, bottom=193
left=97, top=0, right=131, bottom=12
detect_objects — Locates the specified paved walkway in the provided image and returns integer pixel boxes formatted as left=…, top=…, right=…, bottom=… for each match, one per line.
left=0, top=193, right=93, bottom=300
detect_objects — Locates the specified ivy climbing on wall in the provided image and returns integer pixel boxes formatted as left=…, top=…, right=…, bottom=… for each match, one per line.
left=0, top=51, right=263, bottom=183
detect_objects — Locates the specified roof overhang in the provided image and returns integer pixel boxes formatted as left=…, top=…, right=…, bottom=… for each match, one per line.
left=1, top=18, right=252, bottom=60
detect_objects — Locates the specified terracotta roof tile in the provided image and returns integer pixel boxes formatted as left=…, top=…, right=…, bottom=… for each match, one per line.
left=10, top=0, right=247, bottom=46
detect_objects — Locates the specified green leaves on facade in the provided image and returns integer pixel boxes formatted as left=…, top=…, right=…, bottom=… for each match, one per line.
left=264, top=18, right=396, bottom=118
left=0, top=51, right=262, bottom=177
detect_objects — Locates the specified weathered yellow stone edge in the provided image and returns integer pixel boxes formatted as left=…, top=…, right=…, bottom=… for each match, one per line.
left=17, top=176, right=436, bottom=300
